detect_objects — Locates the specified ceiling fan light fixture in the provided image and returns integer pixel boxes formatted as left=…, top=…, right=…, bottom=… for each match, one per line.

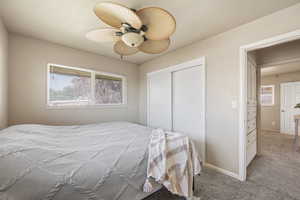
left=121, top=32, right=144, bottom=47
left=88, top=2, right=176, bottom=56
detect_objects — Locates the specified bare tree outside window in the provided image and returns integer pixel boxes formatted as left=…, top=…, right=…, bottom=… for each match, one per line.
left=50, top=74, right=91, bottom=101
left=95, top=75, right=122, bottom=104
left=48, top=64, right=125, bottom=107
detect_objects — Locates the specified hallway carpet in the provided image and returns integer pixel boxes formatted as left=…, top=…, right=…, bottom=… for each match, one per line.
left=145, top=131, right=300, bottom=200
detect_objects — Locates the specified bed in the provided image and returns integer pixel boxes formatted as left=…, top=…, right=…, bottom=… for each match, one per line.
left=0, top=122, right=161, bottom=200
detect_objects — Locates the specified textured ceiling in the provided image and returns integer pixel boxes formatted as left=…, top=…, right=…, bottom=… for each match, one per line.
left=0, top=0, right=299, bottom=64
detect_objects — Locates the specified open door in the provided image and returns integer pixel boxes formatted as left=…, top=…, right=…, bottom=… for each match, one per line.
left=246, top=55, right=257, bottom=166
left=280, top=82, right=300, bottom=134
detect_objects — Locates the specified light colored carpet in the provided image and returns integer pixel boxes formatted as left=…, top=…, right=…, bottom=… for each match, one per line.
left=145, top=131, right=300, bottom=200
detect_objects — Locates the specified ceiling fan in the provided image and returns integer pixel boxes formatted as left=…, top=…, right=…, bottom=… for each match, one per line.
left=86, top=2, right=176, bottom=58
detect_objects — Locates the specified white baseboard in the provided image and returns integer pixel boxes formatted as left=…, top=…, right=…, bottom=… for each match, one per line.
left=203, top=163, right=241, bottom=180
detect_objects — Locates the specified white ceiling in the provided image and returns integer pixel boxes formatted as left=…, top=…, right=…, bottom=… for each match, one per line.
left=1, top=0, right=299, bottom=64
left=261, top=61, right=300, bottom=76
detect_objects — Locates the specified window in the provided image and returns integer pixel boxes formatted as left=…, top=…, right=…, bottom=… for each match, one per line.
left=260, top=85, right=274, bottom=106
left=95, top=74, right=123, bottom=104
left=47, top=64, right=126, bottom=107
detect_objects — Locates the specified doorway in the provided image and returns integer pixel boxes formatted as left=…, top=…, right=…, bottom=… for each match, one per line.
left=239, top=29, right=300, bottom=181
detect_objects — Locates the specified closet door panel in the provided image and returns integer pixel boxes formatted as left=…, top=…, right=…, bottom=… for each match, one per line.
left=148, top=71, right=172, bottom=130
left=172, top=66, right=205, bottom=160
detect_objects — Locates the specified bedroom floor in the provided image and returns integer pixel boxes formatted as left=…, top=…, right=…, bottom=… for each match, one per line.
left=145, top=131, right=300, bottom=200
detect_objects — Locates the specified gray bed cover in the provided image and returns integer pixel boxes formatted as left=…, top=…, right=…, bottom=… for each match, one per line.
left=0, top=122, right=160, bottom=200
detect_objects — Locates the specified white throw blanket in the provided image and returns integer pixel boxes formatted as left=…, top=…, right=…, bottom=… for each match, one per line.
left=143, top=129, right=202, bottom=198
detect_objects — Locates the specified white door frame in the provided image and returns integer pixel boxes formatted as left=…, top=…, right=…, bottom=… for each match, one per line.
left=239, top=29, right=300, bottom=181
left=147, top=57, right=206, bottom=162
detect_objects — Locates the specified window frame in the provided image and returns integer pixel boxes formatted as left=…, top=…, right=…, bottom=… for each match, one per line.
left=260, top=85, right=275, bottom=106
left=46, top=63, right=127, bottom=109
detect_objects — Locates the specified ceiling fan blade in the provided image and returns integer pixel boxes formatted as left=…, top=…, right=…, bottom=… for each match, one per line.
left=114, top=40, right=139, bottom=56
left=94, top=2, right=142, bottom=29
left=137, top=7, right=176, bottom=40
left=86, top=28, right=120, bottom=42
left=138, top=39, right=170, bottom=54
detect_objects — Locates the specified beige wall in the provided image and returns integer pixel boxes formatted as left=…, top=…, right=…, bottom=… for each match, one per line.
left=261, top=71, right=300, bottom=131
left=0, top=18, right=8, bottom=129
left=139, top=4, right=300, bottom=174
left=257, top=39, right=300, bottom=65
left=8, top=34, right=139, bottom=126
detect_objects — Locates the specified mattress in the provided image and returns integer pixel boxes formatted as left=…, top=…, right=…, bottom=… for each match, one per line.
left=0, top=122, right=160, bottom=200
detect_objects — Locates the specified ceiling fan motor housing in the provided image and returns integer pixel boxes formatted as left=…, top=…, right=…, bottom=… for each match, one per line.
left=121, top=32, right=144, bottom=47
left=119, top=23, right=147, bottom=47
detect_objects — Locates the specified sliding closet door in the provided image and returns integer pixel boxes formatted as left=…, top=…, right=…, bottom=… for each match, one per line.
left=148, top=71, right=172, bottom=130
left=172, top=66, right=205, bottom=160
